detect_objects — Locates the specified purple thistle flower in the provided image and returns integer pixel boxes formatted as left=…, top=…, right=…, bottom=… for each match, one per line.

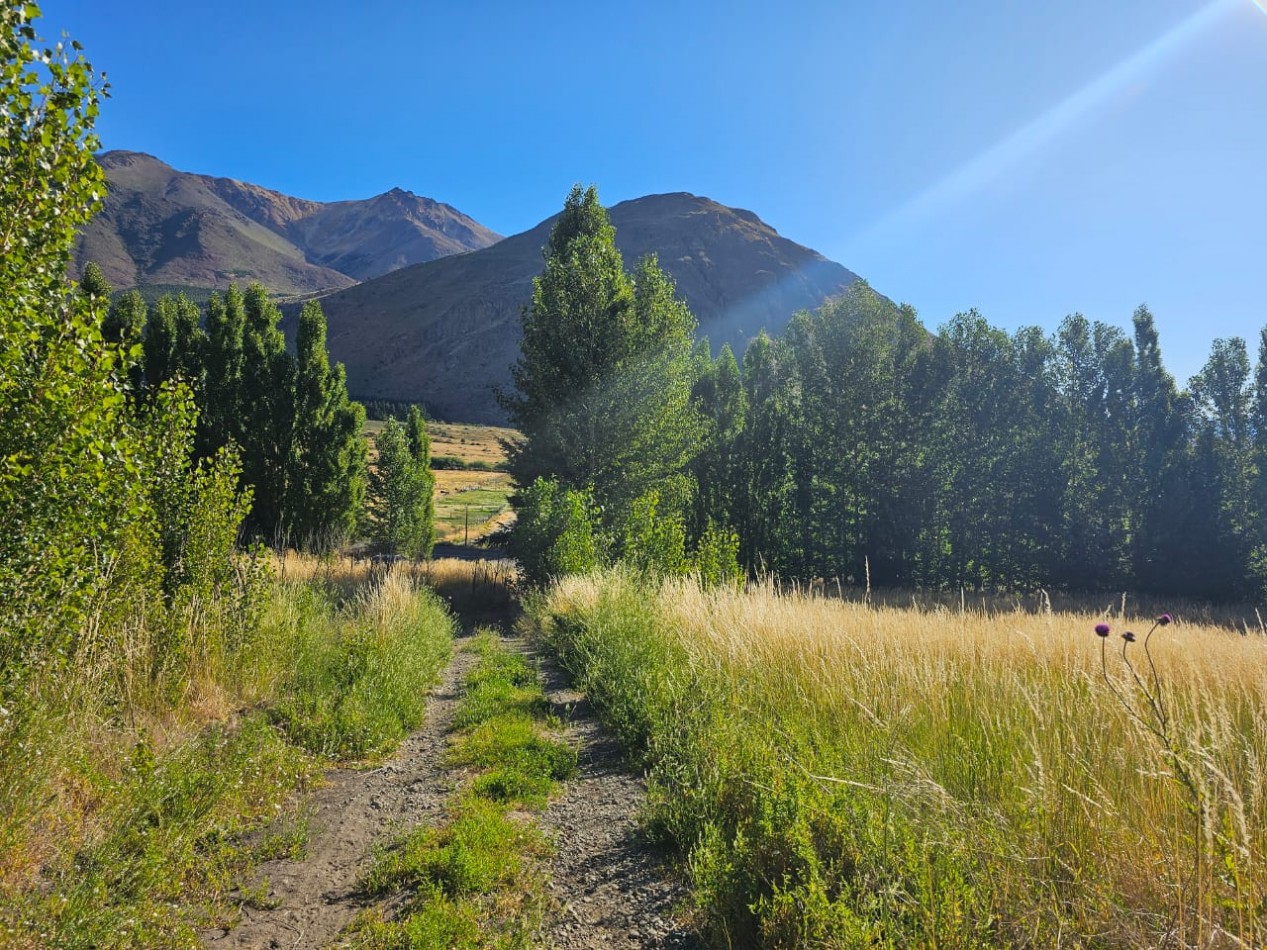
left=1157, top=613, right=1172, bottom=626
left=1095, top=623, right=1111, bottom=637
left=1122, top=631, right=1137, bottom=643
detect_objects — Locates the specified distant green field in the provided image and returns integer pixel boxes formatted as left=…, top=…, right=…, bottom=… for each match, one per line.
left=363, top=420, right=518, bottom=543
left=435, top=485, right=513, bottom=542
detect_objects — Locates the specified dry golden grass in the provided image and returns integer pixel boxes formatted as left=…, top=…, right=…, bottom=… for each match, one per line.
left=428, top=421, right=519, bottom=466
left=275, top=551, right=518, bottom=616
left=545, top=573, right=1267, bottom=947
left=433, top=468, right=506, bottom=494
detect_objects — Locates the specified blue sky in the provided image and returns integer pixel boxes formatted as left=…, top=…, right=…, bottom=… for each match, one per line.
left=50, top=0, right=1267, bottom=384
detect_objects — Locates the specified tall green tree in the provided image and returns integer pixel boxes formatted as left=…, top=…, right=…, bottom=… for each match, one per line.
left=285, top=300, right=368, bottom=549
left=201, top=285, right=247, bottom=458
left=404, top=404, right=435, bottom=541
left=238, top=283, right=294, bottom=538
left=1127, top=305, right=1189, bottom=590
left=501, top=185, right=702, bottom=532
left=103, top=289, right=147, bottom=391
left=1186, top=337, right=1255, bottom=598
left=103, top=288, right=146, bottom=346
left=367, top=418, right=433, bottom=558
left=143, top=292, right=204, bottom=394
left=690, top=341, right=746, bottom=537
left=734, top=332, right=800, bottom=575
left=0, top=2, right=128, bottom=664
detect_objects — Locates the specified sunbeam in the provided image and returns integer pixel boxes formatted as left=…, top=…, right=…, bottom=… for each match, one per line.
left=839, top=0, right=1242, bottom=259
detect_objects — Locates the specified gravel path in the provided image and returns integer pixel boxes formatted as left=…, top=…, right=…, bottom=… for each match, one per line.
left=530, top=644, right=704, bottom=950
left=201, top=637, right=477, bottom=950
left=198, top=553, right=702, bottom=949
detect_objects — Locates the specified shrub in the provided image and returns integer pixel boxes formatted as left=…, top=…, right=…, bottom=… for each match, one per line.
left=509, top=477, right=604, bottom=585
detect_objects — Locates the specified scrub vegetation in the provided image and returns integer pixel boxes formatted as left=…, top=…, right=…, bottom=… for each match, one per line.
left=0, top=572, right=455, bottom=949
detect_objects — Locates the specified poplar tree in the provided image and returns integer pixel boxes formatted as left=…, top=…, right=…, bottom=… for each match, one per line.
left=404, top=404, right=435, bottom=544
left=501, top=184, right=702, bottom=527
left=285, top=300, right=367, bottom=549
left=103, top=289, right=147, bottom=391
left=103, top=289, right=146, bottom=346
left=79, top=261, right=111, bottom=301
left=690, top=341, right=746, bottom=535
left=1, top=1, right=119, bottom=658
left=144, top=293, right=204, bottom=393
left=201, top=285, right=246, bottom=458
left=239, top=283, right=294, bottom=538
left=367, top=418, right=433, bottom=558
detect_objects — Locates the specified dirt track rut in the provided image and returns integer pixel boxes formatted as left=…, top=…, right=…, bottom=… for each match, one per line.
left=202, top=570, right=702, bottom=948
left=201, top=639, right=477, bottom=950
left=531, top=643, right=703, bottom=950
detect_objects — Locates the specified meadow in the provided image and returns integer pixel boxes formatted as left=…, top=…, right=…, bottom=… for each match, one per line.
left=529, top=571, right=1267, bottom=948
left=429, top=423, right=517, bottom=544
left=364, top=419, right=517, bottom=544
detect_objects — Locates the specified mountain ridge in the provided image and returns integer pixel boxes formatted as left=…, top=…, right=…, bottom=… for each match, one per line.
left=72, top=151, right=502, bottom=294
left=301, top=191, right=861, bottom=422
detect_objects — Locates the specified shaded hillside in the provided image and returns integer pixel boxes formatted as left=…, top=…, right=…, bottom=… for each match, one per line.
left=307, top=192, right=860, bottom=422
left=73, top=151, right=500, bottom=295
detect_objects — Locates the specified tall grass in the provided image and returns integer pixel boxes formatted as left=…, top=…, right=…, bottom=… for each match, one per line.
left=0, top=570, right=455, bottom=949
left=265, top=573, right=455, bottom=758
left=531, top=570, right=1267, bottom=948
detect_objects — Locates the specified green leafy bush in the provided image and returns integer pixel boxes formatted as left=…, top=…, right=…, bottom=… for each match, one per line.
left=509, top=477, right=604, bottom=585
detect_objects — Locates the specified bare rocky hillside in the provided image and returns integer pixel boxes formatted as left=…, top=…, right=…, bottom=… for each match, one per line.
left=305, top=192, right=861, bottom=422
left=73, top=151, right=501, bottom=295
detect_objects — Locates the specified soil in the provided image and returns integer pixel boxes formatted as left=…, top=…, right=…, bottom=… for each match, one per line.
left=200, top=639, right=479, bottom=949
left=532, top=645, right=704, bottom=949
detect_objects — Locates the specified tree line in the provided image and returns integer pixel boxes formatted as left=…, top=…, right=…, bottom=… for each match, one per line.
left=1, top=0, right=433, bottom=701
left=81, top=267, right=436, bottom=556
left=506, top=186, right=1267, bottom=602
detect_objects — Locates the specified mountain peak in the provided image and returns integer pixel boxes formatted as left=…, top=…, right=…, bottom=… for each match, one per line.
left=306, top=191, right=861, bottom=423
left=74, top=154, right=501, bottom=292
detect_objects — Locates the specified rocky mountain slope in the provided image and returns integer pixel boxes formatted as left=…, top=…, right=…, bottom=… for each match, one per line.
left=73, top=151, right=501, bottom=294
left=305, top=192, right=860, bottom=422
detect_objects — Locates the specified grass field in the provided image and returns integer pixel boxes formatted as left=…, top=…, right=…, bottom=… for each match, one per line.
left=530, top=571, right=1267, bottom=948
left=364, top=419, right=519, bottom=544
left=428, top=422, right=518, bottom=543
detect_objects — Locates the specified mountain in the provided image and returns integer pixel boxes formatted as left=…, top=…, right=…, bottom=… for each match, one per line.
left=72, top=151, right=501, bottom=295
left=303, top=192, right=861, bottom=422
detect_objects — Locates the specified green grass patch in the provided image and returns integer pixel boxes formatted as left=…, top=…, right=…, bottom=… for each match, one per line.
left=362, top=797, right=540, bottom=899
left=1, top=575, right=456, bottom=949
left=434, top=487, right=512, bottom=534
left=6, top=716, right=313, bottom=949
left=344, top=633, right=571, bottom=947
left=268, top=579, right=454, bottom=759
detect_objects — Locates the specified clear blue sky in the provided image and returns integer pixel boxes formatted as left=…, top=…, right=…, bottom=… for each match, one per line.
left=50, top=0, right=1267, bottom=384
